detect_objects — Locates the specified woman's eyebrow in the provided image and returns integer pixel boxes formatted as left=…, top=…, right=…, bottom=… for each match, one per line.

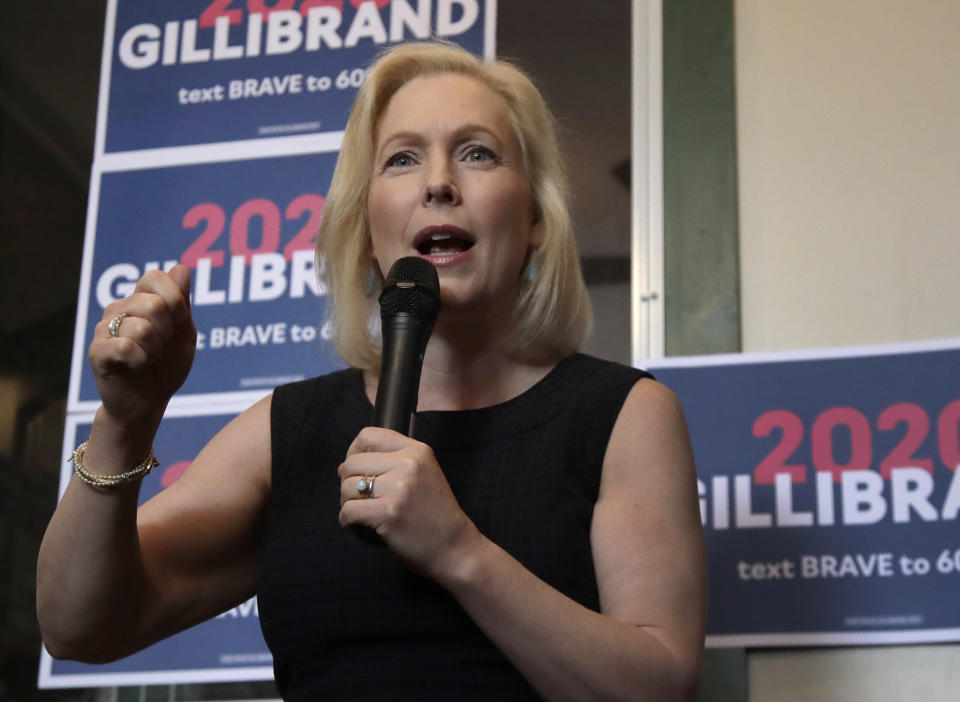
left=376, top=130, right=425, bottom=153
left=448, top=124, right=503, bottom=147
left=377, top=124, right=505, bottom=153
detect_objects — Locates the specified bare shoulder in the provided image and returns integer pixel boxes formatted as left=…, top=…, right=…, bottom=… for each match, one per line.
left=597, top=378, right=699, bottom=538
left=592, top=378, right=706, bottom=665
left=603, top=378, right=691, bottom=476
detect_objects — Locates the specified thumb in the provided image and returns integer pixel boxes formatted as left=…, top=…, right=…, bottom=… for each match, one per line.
left=168, top=264, right=192, bottom=309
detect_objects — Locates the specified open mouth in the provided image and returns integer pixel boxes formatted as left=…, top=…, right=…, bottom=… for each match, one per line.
left=416, top=233, right=475, bottom=256
left=414, top=226, right=475, bottom=256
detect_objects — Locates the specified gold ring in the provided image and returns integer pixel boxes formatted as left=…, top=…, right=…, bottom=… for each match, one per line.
left=108, top=313, right=128, bottom=338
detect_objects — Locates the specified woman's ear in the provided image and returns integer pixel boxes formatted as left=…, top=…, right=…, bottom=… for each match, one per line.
left=529, top=206, right=545, bottom=247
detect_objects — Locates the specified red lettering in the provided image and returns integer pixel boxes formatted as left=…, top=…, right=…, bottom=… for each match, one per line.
left=753, top=410, right=806, bottom=484
left=181, top=203, right=226, bottom=267
left=350, top=0, right=391, bottom=9
left=300, top=0, right=344, bottom=15
left=812, top=407, right=872, bottom=482
left=248, top=0, right=296, bottom=19
left=199, top=0, right=244, bottom=27
left=938, top=399, right=960, bottom=472
left=230, top=198, right=281, bottom=263
left=877, top=402, right=933, bottom=478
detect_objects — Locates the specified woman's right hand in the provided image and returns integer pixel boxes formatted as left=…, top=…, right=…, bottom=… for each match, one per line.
left=88, top=264, right=197, bottom=428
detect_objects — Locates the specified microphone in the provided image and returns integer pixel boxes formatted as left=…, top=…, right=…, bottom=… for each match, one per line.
left=373, top=256, right=441, bottom=434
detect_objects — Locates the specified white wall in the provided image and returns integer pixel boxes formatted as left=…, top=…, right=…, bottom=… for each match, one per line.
left=735, top=0, right=960, bottom=699
left=736, top=0, right=960, bottom=352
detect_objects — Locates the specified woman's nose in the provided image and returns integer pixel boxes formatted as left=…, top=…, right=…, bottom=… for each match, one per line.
left=421, top=161, right=462, bottom=206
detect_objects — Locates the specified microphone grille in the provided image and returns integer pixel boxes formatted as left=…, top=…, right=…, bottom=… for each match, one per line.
left=379, top=256, right=441, bottom=319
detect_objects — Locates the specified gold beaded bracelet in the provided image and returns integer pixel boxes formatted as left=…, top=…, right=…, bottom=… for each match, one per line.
left=70, top=440, right=159, bottom=488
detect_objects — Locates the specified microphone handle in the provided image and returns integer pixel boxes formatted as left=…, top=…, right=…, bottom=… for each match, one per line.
left=374, top=314, right=430, bottom=435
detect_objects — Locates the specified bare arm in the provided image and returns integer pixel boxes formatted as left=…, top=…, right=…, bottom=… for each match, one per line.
left=36, top=267, right=272, bottom=662
left=339, top=379, right=706, bottom=700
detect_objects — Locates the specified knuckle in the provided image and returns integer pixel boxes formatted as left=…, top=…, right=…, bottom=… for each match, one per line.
left=384, top=500, right=403, bottom=522
left=139, top=319, right=162, bottom=345
left=337, top=461, right=352, bottom=478
left=414, top=443, right=434, bottom=462
left=87, top=340, right=102, bottom=364
left=110, top=336, right=140, bottom=360
left=393, top=479, right=411, bottom=501
left=92, top=337, right=137, bottom=371
left=143, top=294, right=167, bottom=318
left=140, top=269, right=166, bottom=286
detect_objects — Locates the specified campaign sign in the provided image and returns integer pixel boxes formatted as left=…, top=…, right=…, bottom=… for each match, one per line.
left=645, top=339, right=960, bottom=646
left=102, top=0, right=495, bottom=152
left=40, top=407, right=273, bottom=688
left=69, top=151, right=344, bottom=411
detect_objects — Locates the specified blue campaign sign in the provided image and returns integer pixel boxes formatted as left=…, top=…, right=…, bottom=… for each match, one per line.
left=46, top=0, right=504, bottom=690
left=41, top=407, right=272, bottom=688
left=103, top=0, right=495, bottom=152
left=70, top=152, right=345, bottom=410
left=645, top=339, right=960, bottom=646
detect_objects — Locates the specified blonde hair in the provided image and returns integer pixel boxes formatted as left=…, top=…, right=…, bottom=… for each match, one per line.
left=318, top=41, right=592, bottom=369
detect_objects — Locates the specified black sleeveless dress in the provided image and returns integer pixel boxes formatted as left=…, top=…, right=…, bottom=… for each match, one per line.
left=258, top=354, right=651, bottom=700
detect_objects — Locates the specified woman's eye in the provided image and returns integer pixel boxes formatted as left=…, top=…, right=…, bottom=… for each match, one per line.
left=384, top=152, right=415, bottom=168
left=464, top=146, right=497, bottom=163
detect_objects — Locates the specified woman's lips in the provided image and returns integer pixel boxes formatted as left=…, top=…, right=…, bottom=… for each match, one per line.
left=413, top=225, right=475, bottom=265
left=419, top=247, right=474, bottom=267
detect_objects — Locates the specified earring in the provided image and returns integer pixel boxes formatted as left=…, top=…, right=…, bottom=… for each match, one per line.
left=364, top=266, right=378, bottom=297
left=523, top=255, right=537, bottom=285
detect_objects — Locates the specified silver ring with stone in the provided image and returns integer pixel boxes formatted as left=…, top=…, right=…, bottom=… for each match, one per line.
left=108, top=313, right=128, bottom=338
left=356, top=475, right=375, bottom=499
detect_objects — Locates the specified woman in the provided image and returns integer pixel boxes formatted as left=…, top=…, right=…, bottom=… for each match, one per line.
left=37, top=42, right=706, bottom=700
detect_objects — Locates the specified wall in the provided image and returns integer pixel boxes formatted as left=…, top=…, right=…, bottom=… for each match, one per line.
left=736, top=0, right=960, bottom=352
left=735, top=1, right=960, bottom=699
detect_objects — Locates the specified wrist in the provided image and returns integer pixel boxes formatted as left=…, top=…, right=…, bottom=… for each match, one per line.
left=94, top=403, right=164, bottom=438
left=436, top=526, right=495, bottom=594
left=86, top=406, right=163, bottom=475
left=71, top=439, right=158, bottom=489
